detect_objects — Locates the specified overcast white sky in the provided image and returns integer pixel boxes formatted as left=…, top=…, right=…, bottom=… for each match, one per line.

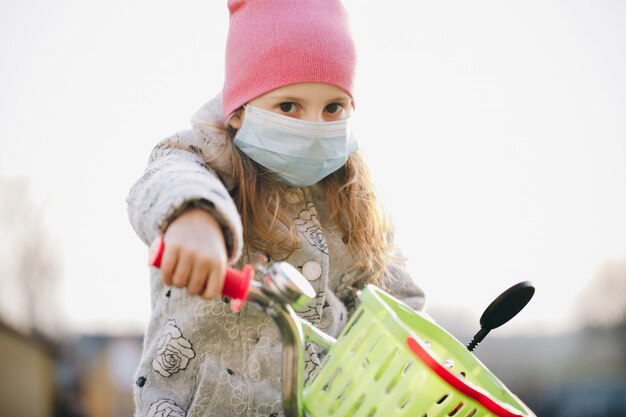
left=1, top=1, right=625, bottom=336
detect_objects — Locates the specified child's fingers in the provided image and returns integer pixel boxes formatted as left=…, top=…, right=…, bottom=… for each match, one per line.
left=171, top=250, right=193, bottom=288
left=203, top=263, right=226, bottom=300
left=187, top=258, right=211, bottom=295
left=160, top=243, right=179, bottom=286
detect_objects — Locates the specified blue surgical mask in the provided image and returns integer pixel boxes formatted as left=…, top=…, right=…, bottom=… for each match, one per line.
left=233, top=105, right=358, bottom=187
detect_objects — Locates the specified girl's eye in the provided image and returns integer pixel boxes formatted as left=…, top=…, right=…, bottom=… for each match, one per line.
left=278, top=102, right=297, bottom=113
left=324, top=103, right=342, bottom=114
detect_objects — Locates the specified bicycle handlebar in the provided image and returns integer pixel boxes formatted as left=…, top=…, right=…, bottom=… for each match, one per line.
left=148, top=236, right=253, bottom=302
left=148, top=235, right=308, bottom=416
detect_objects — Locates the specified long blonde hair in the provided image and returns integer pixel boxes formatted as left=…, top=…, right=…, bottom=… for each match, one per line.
left=210, top=124, right=392, bottom=287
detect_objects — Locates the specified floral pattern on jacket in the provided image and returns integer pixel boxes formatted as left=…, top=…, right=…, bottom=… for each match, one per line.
left=152, top=320, right=195, bottom=377
left=147, top=399, right=185, bottom=417
left=295, top=203, right=328, bottom=254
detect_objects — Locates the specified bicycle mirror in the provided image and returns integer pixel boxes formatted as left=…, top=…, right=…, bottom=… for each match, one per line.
left=467, top=281, right=535, bottom=351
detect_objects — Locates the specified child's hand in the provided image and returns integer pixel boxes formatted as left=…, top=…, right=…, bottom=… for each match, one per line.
left=160, top=208, right=228, bottom=300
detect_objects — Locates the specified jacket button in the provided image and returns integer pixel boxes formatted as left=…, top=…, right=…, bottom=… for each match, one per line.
left=301, top=261, right=322, bottom=281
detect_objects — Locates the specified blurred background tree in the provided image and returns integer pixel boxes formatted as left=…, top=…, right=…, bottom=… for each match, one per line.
left=0, top=176, right=62, bottom=338
left=578, top=256, right=626, bottom=329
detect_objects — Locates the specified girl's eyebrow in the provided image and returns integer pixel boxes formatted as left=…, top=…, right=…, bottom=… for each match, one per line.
left=267, top=95, right=351, bottom=104
left=330, top=96, right=351, bottom=104
left=268, top=95, right=303, bottom=102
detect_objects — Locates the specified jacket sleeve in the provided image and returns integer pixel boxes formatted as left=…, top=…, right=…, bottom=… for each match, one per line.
left=381, top=249, right=426, bottom=311
left=379, top=219, right=426, bottom=311
left=334, top=231, right=426, bottom=314
left=126, top=127, right=243, bottom=263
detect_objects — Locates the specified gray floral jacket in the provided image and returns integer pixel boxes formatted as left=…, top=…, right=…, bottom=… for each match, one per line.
left=126, top=96, right=425, bottom=417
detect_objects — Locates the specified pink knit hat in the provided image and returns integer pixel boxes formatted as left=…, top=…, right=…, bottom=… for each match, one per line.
left=221, top=0, right=357, bottom=119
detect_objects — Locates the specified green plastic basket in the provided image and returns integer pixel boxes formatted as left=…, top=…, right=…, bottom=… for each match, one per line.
left=303, top=285, right=535, bottom=417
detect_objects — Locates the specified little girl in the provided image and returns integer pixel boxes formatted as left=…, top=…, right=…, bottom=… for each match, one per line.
left=127, top=1, right=425, bottom=416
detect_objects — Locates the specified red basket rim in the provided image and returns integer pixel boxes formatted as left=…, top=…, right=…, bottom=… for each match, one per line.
left=406, top=337, right=525, bottom=417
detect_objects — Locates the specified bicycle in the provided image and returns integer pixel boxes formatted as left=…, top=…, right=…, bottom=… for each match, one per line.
left=149, top=236, right=536, bottom=417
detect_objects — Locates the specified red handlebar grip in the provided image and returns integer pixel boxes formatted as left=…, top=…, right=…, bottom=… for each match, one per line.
left=223, top=265, right=253, bottom=300
left=148, top=236, right=252, bottom=302
left=148, top=236, right=165, bottom=268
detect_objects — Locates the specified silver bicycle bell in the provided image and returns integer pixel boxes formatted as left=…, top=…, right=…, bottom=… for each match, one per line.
left=261, top=262, right=316, bottom=310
